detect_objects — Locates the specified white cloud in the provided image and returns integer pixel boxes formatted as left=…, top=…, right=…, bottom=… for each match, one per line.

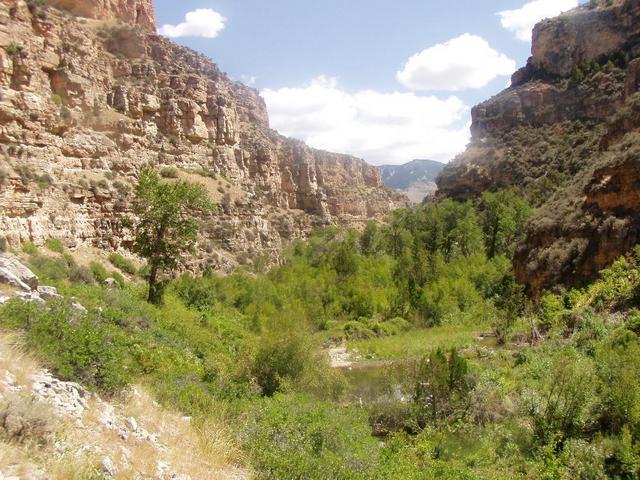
left=261, top=76, right=471, bottom=165
left=158, top=8, right=226, bottom=39
left=397, top=34, right=516, bottom=92
left=498, top=0, right=579, bottom=42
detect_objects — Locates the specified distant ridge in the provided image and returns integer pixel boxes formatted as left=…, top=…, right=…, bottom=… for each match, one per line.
left=379, top=159, right=445, bottom=203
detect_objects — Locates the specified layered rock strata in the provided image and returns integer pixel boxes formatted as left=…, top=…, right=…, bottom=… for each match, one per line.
left=0, top=0, right=405, bottom=271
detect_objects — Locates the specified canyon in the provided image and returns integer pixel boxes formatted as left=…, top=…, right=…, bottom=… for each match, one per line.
left=0, top=0, right=405, bottom=272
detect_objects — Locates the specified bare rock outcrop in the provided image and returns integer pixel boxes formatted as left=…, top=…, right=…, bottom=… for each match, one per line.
left=0, top=0, right=405, bottom=271
left=531, top=0, right=636, bottom=78
left=436, top=0, right=640, bottom=294
left=48, top=0, right=157, bottom=31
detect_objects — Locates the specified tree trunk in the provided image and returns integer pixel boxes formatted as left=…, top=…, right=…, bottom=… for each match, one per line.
left=147, top=262, right=161, bottom=304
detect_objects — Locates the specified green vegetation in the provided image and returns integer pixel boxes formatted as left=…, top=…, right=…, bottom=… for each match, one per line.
left=21, top=242, right=38, bottom=255
left=44, top=238, right=64, bottom=254
left=350, top=324, right=483, bottom=360
left=108, top=252, right=137, bottom=275
left=3, top=185, right=640, bottom=478
left=128, top=168, right=213, bottom=304
left=6, top=43, right=23, bottom=57
left=159, top=166, right=180, bottom=179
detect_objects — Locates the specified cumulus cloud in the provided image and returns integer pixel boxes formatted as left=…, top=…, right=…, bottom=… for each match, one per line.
left=397, top=34, right=516, bottom=92
left=158, top=8, right=226, bottom=39
left=498, top=0, right=579, bottom=42
left=261, top=76, right=471, bottom=165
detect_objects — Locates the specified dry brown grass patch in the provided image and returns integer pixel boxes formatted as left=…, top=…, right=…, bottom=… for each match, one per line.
left=122, top=387, right=248, bottom=478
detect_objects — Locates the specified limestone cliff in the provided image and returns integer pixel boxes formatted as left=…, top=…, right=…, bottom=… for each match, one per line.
left=436, top=0, right=640, bottom=295
left=47, top=0, right=156, bottom=31
left=0, top=0, right=405, bottom=271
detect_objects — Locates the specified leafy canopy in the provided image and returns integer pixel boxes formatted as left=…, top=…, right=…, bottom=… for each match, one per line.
left=130, top=168, right=213, bottom=303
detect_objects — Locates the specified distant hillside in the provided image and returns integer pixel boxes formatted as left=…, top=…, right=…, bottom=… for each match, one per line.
left=379, top=160, right=445, bottom=203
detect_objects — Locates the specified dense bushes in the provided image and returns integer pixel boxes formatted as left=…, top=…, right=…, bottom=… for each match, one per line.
left=168, top=193, right=531, bottom=343
left=240, top=395, right=378, bottom=480
left=5, top=190, right=640, bottom=478
left=0, top=300, right=133, bottom=393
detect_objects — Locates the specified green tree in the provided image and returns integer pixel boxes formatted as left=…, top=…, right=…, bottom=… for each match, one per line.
left=413, top=348, right=471, bottom=423
left=479, top=190, right=532, bottom=259
left=360, top=221, right=386, bottom=256
left=332, top=239, right=360, bottom=277
left=130, top=168, right=213, bottom=304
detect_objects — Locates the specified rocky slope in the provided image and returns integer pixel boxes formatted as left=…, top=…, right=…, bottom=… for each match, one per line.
left=437, top=0, right=640, bottom=295
left=0, top=336, right=247, bottom=479
left=0, top=253, right=248, bottom=479
left=379, top=159, right=444, bottom=204
left=0, top=0, right=405, bottom=272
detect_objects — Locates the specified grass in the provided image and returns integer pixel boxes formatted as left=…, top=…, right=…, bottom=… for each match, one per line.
left=0, top=392, right=56, bottom=446
left=0, top=331, right=248, bottom=479
left=0, top=332, right=39, bottom=386
left=108, top=252, right=137, bottom=275
left=44, top=238, right=64, bottom=254
left=121, top=387, right=245, bottom=476
left=348, top=323, right=488, bottom=361
left=21, top=242, right=38, bottom=255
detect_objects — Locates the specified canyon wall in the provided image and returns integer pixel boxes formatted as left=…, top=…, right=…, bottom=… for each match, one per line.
left=0, top=0, right=405, bottom=271
left=437, top=0, right=640, bottom=294
left=47, top=0, right=156, bottom=31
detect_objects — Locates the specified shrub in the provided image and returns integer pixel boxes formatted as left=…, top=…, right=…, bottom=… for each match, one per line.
left=413, top=348, right=473, bottom=423
left=89, top=261, right=109, bottom=284
left=112, top=180, right=131, bottom=196
left=0, top=300, right=134, bottom=393
left=35, top=174, right=53, bottom=189
left=159, top=167, right=180, bottom=179
left=21, top=242, right=38, bottom=255
left=44, top=238, right=64, bottom=254
left=190, top=168, right=216, bottom=179
left=172, top=274, right=219, bottom=311
left=626, top=310, right=640, bottom=334
left=523, top=348, right=597, bottom=444
left=595, top=339, right=640, bottom=434
left=251, top=329, right=313, bottom=397
left=343, top=321, right=376, bottom=340
left=241, top=394, right=378, bottom=479
left=67, top=263, right=95, bottom=285
left=368, top=401, right=420, bottom=437
left=6, top=43, right=23, bottom=56
left=0, top=167, right=9, bottom=187
left=28, top=253, right=71, bottom=282
left=108, top=252, right=137, bottom=275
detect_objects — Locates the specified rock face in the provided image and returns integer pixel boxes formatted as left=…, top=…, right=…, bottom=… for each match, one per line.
left=48, top=0, right=157, bottom=31
left=436, top=0, right=640, bottom=295
left=0, top=0, right=405, bottom=271
left=0, top=252, right=38, bottom=291
left=531, top=0, right=634, bottom=78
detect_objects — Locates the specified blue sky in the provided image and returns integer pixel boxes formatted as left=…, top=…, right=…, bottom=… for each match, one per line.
left=154, top=0, right=585, bottom=165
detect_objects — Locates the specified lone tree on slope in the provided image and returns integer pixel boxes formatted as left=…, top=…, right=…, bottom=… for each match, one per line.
left=130, top=168, right=213, bottom=304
